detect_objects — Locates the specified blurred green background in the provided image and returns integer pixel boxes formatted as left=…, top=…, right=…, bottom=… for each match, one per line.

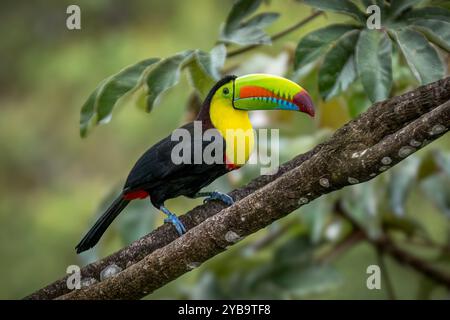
left=1, top=0, right=449, bottom=299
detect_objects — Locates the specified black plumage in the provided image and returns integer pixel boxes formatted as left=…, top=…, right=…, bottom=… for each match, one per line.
left=124, top=121, right=229, bottom=207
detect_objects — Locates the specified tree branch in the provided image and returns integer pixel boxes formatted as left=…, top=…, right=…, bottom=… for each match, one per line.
left=26, top=77, right=450, bottom=300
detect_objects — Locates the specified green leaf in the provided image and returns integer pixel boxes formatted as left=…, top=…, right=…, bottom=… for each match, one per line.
left=186, top=45, right=226, bottom=97
left=394, top=27, right=445, bottom=84
left=303, top=0, right=366, bottom=23
left=220, top=0, right=279, bottom=45
left=221, top=13, right=279, bottom=45
left=295, top=24, right=358, bottom=69
left=421, top=174, right=450, bottom=218
left=96, top=58, right=160, bottom=123
left=387, top=0, right=422, bottom=19
left=80, top=82, right=105, bottom=137
left=224, top=0, right=263, bottom=33
left=388, top=156, right=420, bottom=216
left=240, top=12, right=279, bottom=30
left=356, top=30, right=393, bottom=102
left=318, top=29, right=360, bottom=100
left=145, top=50, right=194, bottom=112
left=200, top=45, right=226, bottom=79
left=401, top=6, right=450, bottom=22
left=79, top=58, right=159, bottom=137
left=412, top=19, right=450, bottom=52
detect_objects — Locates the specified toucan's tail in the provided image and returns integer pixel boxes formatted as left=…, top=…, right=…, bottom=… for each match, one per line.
left=76, top=196, right=130, bottom=254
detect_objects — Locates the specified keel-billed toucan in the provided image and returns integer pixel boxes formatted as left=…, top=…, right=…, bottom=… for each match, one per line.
left=76, top=74, right=314, bottom=253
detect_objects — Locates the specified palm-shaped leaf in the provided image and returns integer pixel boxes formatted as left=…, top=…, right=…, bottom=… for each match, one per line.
left=220, top=0, right=279, bottom=45
left=412, top=19, right=450, bottom=51
left=318, top=29, right=360, bottom=100
left=387, top=0, right=423, bottom=19
left=186, top=45, right=227, bottom=97
left=295, top=24, right=358, bottom=68
left=393, top=27, right=445, bottom=85
left=356, top=29, right=392, bottom=102
left=145, top=50, right=194, bottom=111
left=401, top=6, right=450, bottom=22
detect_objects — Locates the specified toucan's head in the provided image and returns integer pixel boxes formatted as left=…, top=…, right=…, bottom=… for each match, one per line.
left=206, top=74, right=315, bottom=117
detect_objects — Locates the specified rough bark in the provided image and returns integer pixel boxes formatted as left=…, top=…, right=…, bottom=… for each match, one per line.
left=26, top=77, right=450, bottom=300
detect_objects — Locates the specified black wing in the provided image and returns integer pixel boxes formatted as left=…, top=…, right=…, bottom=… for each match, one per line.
left=123, top=122, right=225, bottom=192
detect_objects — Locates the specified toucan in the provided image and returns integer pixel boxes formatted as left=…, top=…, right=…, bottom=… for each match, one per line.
left=76, top=74, right=314, bottom=253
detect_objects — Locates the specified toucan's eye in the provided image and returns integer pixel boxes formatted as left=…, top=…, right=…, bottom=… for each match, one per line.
left=223, top=87, right=230, bottom=95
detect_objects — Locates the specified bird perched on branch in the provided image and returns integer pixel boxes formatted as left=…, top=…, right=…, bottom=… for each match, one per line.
left=76, top=74, right=314, bottom=253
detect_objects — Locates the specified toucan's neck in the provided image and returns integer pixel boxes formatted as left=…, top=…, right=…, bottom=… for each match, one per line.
left=200, top=97, right=254, bottom=167
left=197, top=98, right=251, bottom=128
left=208, top=98, right=252, bottom=136
left=196, top=92, right=253, bottom=133
left=196, top=98, right=215, bottom=129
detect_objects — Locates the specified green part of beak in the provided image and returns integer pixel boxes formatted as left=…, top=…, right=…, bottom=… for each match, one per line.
left=232, top=74, right=315, bottom=117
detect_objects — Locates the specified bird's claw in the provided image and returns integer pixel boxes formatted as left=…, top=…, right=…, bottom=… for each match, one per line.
left=160, top=205, right=186, bottom=235
left=164, top=213, right=186, bottom=235
left=203, top=191, right=234, bottom=206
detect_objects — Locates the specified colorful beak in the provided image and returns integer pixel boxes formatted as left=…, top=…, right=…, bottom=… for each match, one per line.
left=233, top=74, right=315, bottom=117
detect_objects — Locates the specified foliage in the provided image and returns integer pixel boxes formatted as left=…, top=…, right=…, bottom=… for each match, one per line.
left=219, top=0, right=279, bottom=45
left=80, top=0, right=450, bottom=137
left=80, top=0, right=278, bottom=137
left=296, top=0, right=449, bottom=102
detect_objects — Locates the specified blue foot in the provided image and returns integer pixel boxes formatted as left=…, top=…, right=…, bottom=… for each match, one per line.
left=201, top=191, right=234, bottom=206
left=160, top=206, right=186, bottom=235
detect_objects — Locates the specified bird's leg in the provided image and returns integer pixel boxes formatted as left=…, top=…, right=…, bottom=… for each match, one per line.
left=194, top=191, right=234, bottom=206
left=159, top=205, right=186, bottom=235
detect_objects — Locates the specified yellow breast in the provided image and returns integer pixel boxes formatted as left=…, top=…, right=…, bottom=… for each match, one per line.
left=209, top=98, right=255, bottom=166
